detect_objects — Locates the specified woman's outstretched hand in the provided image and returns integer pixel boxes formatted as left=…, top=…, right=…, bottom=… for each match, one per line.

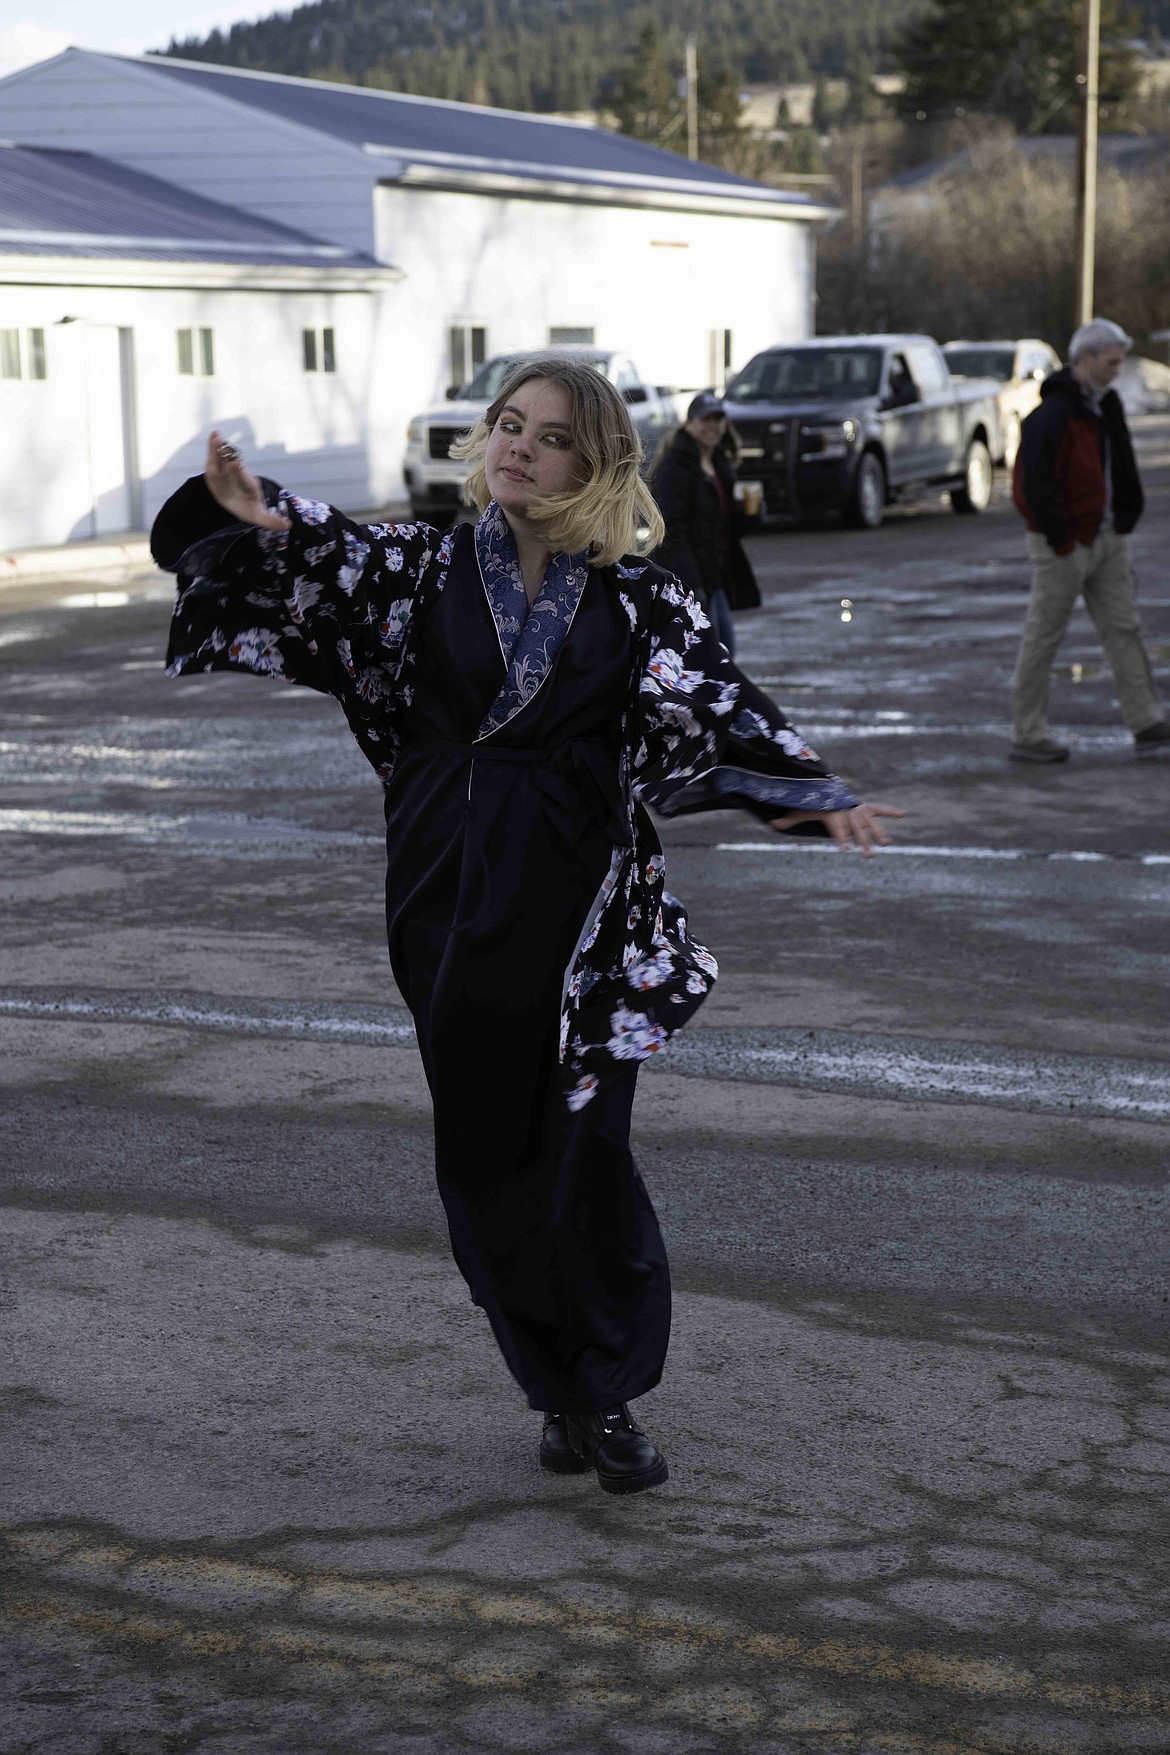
left=769, top=802, right=906, bottom=858
left=203, top=430, right=291, bottom=532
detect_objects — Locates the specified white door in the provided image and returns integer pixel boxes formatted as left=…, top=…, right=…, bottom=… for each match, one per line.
left=84, top=326, right=136, bottom=535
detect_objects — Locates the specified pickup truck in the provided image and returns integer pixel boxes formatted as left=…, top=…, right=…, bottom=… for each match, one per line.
left=723, top=334, right=1002, bottom=529
left=403, top=349, right=678, bottom=520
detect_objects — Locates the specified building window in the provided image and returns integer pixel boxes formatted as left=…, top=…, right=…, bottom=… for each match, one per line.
left=1, top=329, right=22, bottom=378
left=303, top=327, right=336, bottom=373
left=0, top=328, right=45, bottom=380
left=549, top=326, right=595, bottom=346
left=448, top=323, right=486, bottom=391
left=177, top=327, right=214, bottom=376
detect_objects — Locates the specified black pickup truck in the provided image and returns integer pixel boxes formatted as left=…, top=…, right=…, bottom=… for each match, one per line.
left=723, top=334, right=1002, bottom=528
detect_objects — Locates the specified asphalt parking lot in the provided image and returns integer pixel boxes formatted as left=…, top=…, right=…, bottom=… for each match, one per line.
left=1, top=431, right=1169, bottom=1754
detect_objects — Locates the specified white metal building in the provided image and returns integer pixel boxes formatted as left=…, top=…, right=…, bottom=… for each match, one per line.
left=0, top=49, right=836, bottom=548
left=0, top=140, right=394, bottom=550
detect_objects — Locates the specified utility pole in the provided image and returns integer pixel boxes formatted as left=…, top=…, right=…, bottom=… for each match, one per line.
left=684, top=35, right=699, bottom=161
left=1073, top=0, right=1101, bottom=326
left=851, top=143, right=863, bottom=253
left=851, top=143, right=866, bottom=330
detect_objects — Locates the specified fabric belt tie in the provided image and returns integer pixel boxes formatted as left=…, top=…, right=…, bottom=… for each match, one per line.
left=411, top=737, right=629, bottom=849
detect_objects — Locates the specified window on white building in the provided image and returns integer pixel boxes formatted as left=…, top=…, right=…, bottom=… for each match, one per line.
left=549, top=326, right=595, bottom=346
left=448, top=324, right=486, bottom=391
left=303, top=327, right=336, bottom=373
left=0, top=328, right=44, bottom=379
left=177, top=327, right=214, bottom=376
left=707, top=328, right=733, bottom=390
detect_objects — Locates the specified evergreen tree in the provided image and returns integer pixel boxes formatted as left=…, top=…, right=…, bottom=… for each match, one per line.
left=161, top=0, right=1166, bottom=129
left=779, top=126, right=827, bottom=175
left=610, top=23, right=682, bottom=148
left=842, top=51, right=882, bottom=124
left=895, top=0, right=1140, bottom=134
left=811, top=77, right=836, bottom=134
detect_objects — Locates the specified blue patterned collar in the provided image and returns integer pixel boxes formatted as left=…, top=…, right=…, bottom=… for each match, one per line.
left=474, top=501, right=591, bottom=738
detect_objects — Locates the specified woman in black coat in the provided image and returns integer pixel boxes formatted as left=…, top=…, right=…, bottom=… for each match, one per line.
left=153, top=358, right=899, bottom=1498
left=651, top=391, right=760, bottom=658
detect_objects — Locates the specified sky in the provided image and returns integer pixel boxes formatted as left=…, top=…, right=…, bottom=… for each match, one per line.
left=0, top=0, right=275, bottom=72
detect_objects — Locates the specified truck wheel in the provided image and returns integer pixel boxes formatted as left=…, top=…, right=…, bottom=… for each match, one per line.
left=951, top=439, right=993, bottom=514
left=844, top=452, right=886, bottom=529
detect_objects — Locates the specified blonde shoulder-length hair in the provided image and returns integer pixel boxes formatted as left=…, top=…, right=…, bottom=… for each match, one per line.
left=449, top=353, right=665, bottom=566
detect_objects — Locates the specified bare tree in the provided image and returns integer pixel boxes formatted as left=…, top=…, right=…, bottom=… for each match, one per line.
left=818, top=129, right=1170, bottom=349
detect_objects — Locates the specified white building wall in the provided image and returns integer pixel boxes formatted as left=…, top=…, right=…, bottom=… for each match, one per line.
left=0, top=273, right=381, bottom=550
left=0, top=52, right=379, bottom=256
left=0, top=52, right=823, bottom=542
left=369, top=184, right=813, bottom=485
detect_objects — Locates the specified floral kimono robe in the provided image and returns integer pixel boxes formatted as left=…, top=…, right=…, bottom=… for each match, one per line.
left=155, top=479, right=856, bottom=1414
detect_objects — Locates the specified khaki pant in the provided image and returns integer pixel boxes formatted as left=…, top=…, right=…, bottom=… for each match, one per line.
left=1013, top=528, right=1163, bottom=744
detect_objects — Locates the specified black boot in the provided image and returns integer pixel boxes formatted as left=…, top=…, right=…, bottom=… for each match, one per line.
left=539, top=1412, right=591, bottom=1474
left=564, top=1406, right=669, bottom=1495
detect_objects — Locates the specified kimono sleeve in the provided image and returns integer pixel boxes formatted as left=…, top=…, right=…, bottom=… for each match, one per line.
left=633, top=571, right=859, bottom=827
left=159, top=474, right=440, bottom=699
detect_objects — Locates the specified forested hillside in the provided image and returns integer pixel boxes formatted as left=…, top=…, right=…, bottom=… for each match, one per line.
left=162, top=0, right=924, bottom=113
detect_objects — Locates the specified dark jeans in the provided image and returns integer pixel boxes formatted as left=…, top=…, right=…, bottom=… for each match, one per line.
left=708, top=587, right=735, bottom=658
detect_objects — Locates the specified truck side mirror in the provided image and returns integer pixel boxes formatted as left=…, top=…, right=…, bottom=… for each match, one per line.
left=445, top=384, right=463, bottom=400
left=622, top=386, right=648, bottom=405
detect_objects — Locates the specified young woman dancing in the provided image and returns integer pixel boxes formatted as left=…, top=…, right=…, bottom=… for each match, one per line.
left=152, top=354, right=900, bottom=1496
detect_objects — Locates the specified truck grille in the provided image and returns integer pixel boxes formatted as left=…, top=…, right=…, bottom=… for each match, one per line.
left=427, top=426, right=465, bottom=461
left=734, top=418, right=792, bottom=512
left=734, top=418, right=789, bottom=463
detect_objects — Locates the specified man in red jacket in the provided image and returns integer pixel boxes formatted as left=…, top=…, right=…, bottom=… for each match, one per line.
left=1010, top=317, right=1169, bottom=762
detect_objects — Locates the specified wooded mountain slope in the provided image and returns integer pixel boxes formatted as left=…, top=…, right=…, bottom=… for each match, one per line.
left=163, top=0, right=927, bottom=113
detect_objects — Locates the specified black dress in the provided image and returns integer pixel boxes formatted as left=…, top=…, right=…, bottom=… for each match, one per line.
left=383, top=524, right=668, bottom=1412
left=154, top=477, right=859, bottom=1422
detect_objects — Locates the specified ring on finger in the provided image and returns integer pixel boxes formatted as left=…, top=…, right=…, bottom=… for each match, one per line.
left=217, top=443, right=240, bottom=462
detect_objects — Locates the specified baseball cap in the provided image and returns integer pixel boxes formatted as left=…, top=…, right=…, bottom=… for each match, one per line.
left=687, top=390, right=726, bottom=421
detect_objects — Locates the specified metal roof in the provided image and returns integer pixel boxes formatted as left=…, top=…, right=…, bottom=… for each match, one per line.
left=137, top=54, right=825, bottom=210
left=882, top=133, right=1170, bottom=193
left=0, top=141, right=380, bottom=266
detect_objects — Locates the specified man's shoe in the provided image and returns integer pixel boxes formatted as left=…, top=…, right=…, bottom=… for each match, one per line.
left=1008, top=739, right=1070, bottom=764
left=564, top=1406, right=669, bottom=1496
left=1134, top=721, right=1170, bottom=756
left=539, top=1412, right=591, bottom=1475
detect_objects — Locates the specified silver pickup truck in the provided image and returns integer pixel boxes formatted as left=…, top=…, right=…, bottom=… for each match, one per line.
left=724, top=334, right=1003, bottom=529
left=402, top=349, right=678, bottom=520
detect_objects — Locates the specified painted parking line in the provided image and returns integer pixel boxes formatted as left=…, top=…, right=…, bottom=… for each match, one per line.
left=718, top=841, right=1170, bottom=865
left=0, top=989, right=416, bottom=1046
left=3, top=809, right=1167, bottom=870
left=0, top=808, right=378, bottom=853
left=4, top=988, right=1169, bottom=1123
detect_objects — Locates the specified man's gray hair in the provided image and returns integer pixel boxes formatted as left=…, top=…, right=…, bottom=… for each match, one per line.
left=1069, top=318, right=1133, bottom=361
